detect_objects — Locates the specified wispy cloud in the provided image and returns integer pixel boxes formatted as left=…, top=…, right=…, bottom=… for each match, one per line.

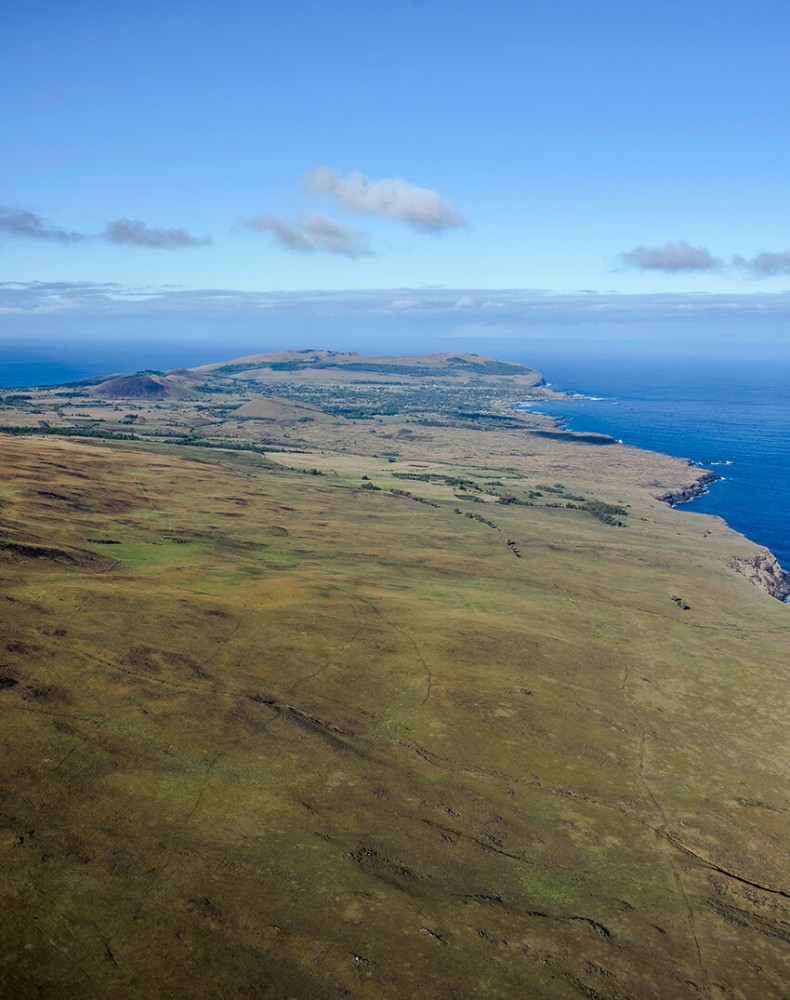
left=0, top=280, right=161, bottom=314
left=103, top=219, right=211, bottom=248
left=0, top=205, right=210, bottom=249
left=618, top=241, right=721, bottom=272
left=0, top=207, right=84, bottom=244
left=243, top=213, right=373, bottom=257
left=5, top=282, right=790, bottom=332
left=305, top=168, right=466, bottom=232
left=733, top=251, right=790, bottom=277
left=619, top=241, right=790, bottom=279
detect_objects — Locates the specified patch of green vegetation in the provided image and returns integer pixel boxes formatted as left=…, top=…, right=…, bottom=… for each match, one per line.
left=212, top=361, right=275, bottom=374
left=254, top=549, right=299, bottom=569
left=193, top=382, right=232, bottom=393
left=392, top=471, right=480, bottom=489
left=105, top=535, right=214, bottom=571
left=516, top=864, right=583, bottom=907
left=580, top=499, right=629, bottom=525
left=455, top=411, right=525, bottom=426
left=0, top=424, right=138, bottom=440
left=446, top=357, right=532, bottom=375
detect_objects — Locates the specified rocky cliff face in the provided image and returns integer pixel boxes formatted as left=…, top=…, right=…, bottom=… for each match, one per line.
left=656, top=470, right=721, bottom=506
left=731, top=550, right=790, bottom=602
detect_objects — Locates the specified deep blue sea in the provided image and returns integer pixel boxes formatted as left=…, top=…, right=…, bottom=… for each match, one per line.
left=1, top=342, right=788, bottom=569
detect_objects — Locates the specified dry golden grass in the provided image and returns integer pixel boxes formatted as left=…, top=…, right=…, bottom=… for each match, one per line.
left=1, top=424, right=788, bottom=999
left=1, top=349, right=789, bottom=997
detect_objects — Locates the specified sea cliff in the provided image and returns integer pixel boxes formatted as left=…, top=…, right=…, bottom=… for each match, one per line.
left=731, top=549, right=790, bottom=602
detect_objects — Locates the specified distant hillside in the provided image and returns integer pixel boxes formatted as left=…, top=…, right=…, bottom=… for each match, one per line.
left=80, top=351, right=545, bottom=401
left=192, top=349, right=546, bottom=387
left=234, top=395, right=330, bottom=423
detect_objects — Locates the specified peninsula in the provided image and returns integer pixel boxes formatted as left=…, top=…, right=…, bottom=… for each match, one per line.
left=1, top=351, right=788, bottom=998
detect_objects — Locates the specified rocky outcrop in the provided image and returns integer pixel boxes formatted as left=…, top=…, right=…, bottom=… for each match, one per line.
left=730, top=550, right=790, bottom=602
left=656, top=470, right=720, bottom=506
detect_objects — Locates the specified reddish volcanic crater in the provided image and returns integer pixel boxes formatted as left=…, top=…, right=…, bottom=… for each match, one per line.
left=90, top=374, right=176, bottom=399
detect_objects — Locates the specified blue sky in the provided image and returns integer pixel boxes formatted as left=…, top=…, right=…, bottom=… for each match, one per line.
left=3, top=0, right=790, bottom=358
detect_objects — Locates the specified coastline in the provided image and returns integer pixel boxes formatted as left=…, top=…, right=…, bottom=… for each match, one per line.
left=512, top=357, right=790, bottom=573
left=524, top=402, right=790, bottom=603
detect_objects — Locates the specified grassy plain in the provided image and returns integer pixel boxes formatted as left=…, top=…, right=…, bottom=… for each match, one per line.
left=1, top=353, right=788, bottom=998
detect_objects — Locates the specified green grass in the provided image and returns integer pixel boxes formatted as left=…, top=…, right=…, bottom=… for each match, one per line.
left=0, top=412, right=788, bottom=1000
left=516, top=864, right=585, bottom=907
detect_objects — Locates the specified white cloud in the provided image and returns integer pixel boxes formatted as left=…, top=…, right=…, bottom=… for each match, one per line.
left=6, top=282, right=790, bottom=331
left=620, top=241, right=790, bottom=279
left=0, top=206, right=211, bottom=249
left=618, top=241, right=721, bottom=272
left=104, top=219, right=211, bottom=248
left=0, top=207, right=84, bottom=243
left=243, top=213, right=373, bottom=258
left=386, top=297, right=421, bottom=312
left=733, top=251, right=790, bottom=277
left=305, top=168, right=466, bottom=232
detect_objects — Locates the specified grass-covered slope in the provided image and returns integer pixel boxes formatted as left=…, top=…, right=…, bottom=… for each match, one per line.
left=1, top=429, right=788, bottom=999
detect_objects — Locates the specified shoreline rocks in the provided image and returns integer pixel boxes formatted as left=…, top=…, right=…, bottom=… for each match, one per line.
left=656, top=470, right=721, bottom=506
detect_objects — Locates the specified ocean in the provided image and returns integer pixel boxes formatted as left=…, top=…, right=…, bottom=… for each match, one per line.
left=1, top=342, right=788, bottom=569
